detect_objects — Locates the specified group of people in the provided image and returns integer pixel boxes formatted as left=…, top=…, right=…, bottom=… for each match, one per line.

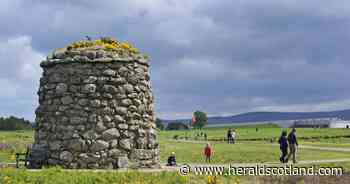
left=166, top=128, right=299, bottom=166
left=227, top=128, right=236, bottom=144
left=278, top=128, right=298, bottom=163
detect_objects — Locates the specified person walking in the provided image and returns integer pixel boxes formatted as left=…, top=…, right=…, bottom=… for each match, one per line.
left=278, top=131, right=288, bottom=163
left=287, top=128, right=298, bottom=163
left=204, top=143, right=213, bottom=163
left=232, top=129, right=236, bottom=144
left=227, top=129, right=233, bottom=144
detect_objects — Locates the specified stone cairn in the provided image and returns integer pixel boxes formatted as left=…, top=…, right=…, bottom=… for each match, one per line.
left=33, top=37, right=159, bottom=169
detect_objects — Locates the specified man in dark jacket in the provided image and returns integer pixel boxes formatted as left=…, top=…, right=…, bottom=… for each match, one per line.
left=287, top=128, right=298, bottom=163
left=227, top=129, right=233, bottom=144
left=278, top=131, right=288, bottom=163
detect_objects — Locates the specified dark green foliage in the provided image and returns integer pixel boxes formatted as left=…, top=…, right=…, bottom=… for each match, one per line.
left=155, top=118, right=165, bottom=130
left=166, top=122, right=189, bottom=130
left=193, top=111, right=208, bottom=129
left=0, top=116, right=32, bottom=130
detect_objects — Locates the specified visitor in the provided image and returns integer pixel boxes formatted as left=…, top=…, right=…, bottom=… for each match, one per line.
left=204, top=143, right=213, bottom=163
left=278, top=131, right=288, bottom=163
left=166, top=152, right=177, bottom=166
left=227, top=129, right=233, bottom=144
left=287, top=128, right=298, bottom=163
left=204, top=133, right=207, bottom=141
left=232, top=129, right=236, bottom=144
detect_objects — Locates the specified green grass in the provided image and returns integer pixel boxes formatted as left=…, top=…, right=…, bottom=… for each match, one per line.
left=0, top=130, right=34, bottom=163
left=0, top=165, right=348, bottom=184
left=1, top=167, right=349, bottom=184
left=2, top=129, right=350, bottom=183
left=160, top=140, right=350, bottom=164
left=0, top=130, right=33, bottom=140
left=2, top=129, right=350, bottom=164
left=159, top=127, right=350, bottom=141
left=0, top=167, right=231, bottom=184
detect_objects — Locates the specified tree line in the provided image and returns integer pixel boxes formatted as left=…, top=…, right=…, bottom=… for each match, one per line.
left=156, top=110, right=208, bottom=130
left=0, top=116, right=33, bottom=130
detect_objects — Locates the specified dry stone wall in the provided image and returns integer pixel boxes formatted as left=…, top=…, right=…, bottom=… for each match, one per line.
left=33, top=40, right=159, bottom=169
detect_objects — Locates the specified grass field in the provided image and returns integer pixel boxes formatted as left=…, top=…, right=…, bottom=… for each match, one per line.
left=159, top=140, right=350, bottom=164
left=1, top=128, right=350, bottom=164
left=1, top=127, right=350, bottom=184
left=0, top=167, right=220, bottom=184
left=0, top=130, right=33, bottom=163
left=2, top=167, right=346, bottom=184
left=159, top=125, right=350, bottom=141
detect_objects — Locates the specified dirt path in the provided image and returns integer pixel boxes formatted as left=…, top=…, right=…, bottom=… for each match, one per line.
left=298, top=145, right=350, bottom=152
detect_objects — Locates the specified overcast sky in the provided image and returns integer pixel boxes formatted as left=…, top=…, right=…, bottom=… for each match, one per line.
left=1, top=0, right=350, bottom=120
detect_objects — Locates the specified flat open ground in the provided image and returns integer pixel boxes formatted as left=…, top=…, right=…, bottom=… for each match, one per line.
left=1, top=126, right=350, bottom=183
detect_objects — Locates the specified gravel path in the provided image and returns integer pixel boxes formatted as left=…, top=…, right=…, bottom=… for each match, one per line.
left=298, top=145, right=350, bottom=152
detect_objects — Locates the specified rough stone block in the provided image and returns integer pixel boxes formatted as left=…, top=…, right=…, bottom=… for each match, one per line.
left=90, top=140, right=109, bottom=152
left=117, top=156, right=129, bottom=168
left=102, top=128, right=120, bottom=140
left=34, top=42, right=159, bottom=169
left=130, top=149, right=155, bottom=160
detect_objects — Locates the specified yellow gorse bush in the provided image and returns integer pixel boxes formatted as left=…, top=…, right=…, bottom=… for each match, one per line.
left=207, top=176, right=223, bottom=184
left=68, top=37, right=141, bottom=55
left=3, top=176, right=11, bottom=184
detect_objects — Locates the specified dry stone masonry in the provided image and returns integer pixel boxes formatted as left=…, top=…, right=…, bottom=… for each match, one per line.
left=33, top=37, right=159, bottom=169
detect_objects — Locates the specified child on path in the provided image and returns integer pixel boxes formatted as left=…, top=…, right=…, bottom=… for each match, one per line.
left=166, top=152, right=177, bottom=166
left=204, top=143, right=213, bottom=163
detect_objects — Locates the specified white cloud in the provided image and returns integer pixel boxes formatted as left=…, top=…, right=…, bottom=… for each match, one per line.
left=0, top=36, right=44, bottom=120
left=2, top=1, right=350, bottom=120
left=0, top=36, right=43, bottom=81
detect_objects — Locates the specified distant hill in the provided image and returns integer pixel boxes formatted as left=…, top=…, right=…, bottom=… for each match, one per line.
left=162, top=109, right=350, bottom=125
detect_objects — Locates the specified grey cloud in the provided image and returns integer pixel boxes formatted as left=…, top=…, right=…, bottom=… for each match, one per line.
left=1, top=0, right=350, bottom=120
left=0, top=36, right=43, bottom=119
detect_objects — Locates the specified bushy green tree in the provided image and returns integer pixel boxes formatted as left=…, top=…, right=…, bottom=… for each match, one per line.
left=0, top=116, right=33, bottom=130
left=166, top=122, right=189, bottom=130
left=193, top=111, right=208, bottom=129
left=155, top=118, right=164, bottom=130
